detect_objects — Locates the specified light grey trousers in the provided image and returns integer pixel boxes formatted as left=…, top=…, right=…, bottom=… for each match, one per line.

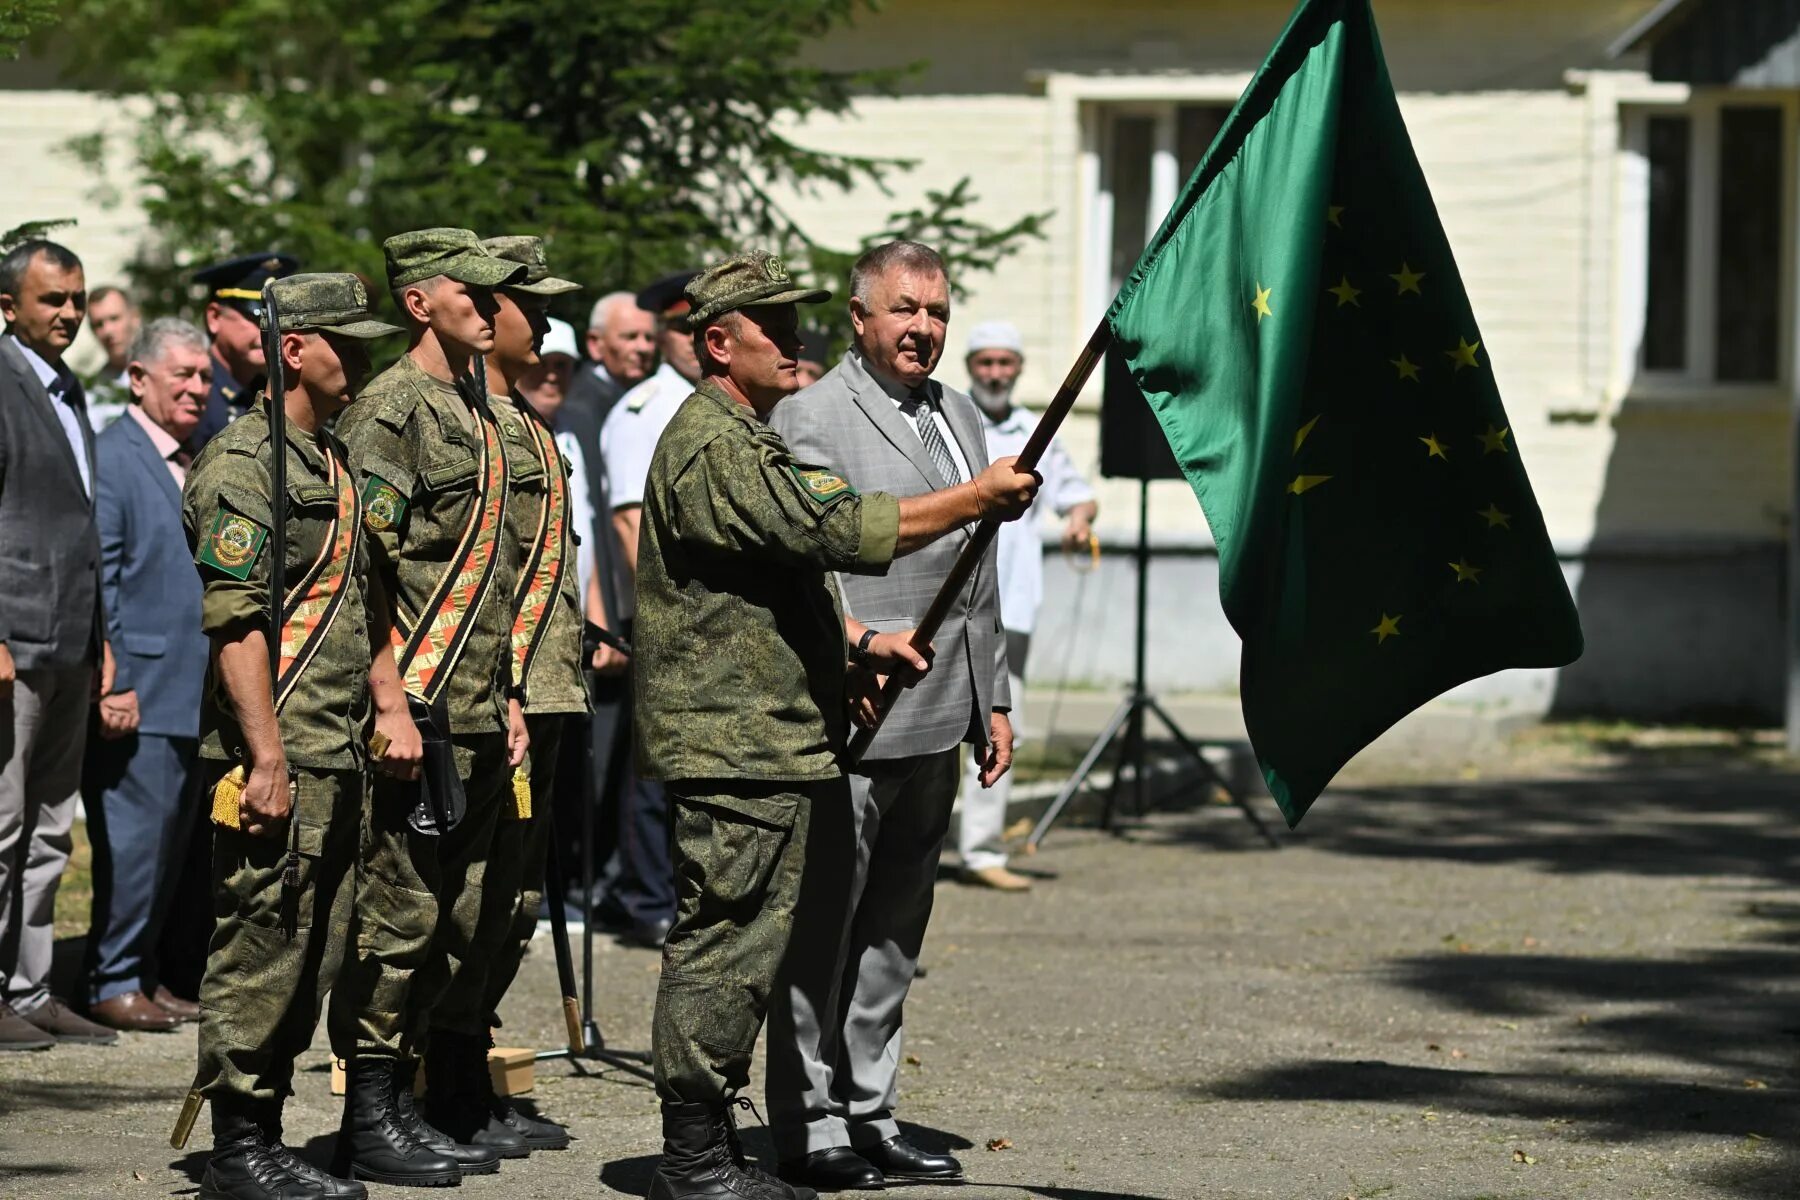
left=766, top=746, right=959, bottom=1157
left=957, top=631, right=1029, bottom=872
left=0, top=667, right=90, bottom=1012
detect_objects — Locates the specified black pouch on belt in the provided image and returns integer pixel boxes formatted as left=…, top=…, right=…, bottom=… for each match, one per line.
left=407, top=693, right=467, bottom=835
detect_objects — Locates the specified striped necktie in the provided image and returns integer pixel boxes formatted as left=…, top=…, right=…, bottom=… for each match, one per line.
left=904, top=388, right=962, bottom=485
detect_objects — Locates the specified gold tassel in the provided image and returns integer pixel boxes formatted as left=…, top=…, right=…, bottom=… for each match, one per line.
left=211, top=765, right=246, bottom=829
left=512, top=765, right=532, bottom=819
left=170, top=1087, right=204, bottom=1149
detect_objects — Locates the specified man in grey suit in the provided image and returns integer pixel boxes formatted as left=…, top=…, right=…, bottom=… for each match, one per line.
left=80, top=318, right=214, bottom=1032
left=0, top=239, right=118, bottom=1050
left=767, top=240, right=1019, bottom=1191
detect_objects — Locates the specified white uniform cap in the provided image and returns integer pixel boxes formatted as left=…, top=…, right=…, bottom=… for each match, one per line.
left=966, top=320, right=1024, bottom=357
left=540, top=316, right=580, bottom=362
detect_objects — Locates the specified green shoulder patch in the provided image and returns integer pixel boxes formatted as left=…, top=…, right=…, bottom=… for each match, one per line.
left=362, top=474, right=408, bottom=532
left=792, top=465, right=857, bottom=506
left=198, top=508, right=269, bottom=580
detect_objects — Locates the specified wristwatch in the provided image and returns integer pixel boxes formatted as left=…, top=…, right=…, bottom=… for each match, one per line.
left=850, top=628, right=878, bottom=666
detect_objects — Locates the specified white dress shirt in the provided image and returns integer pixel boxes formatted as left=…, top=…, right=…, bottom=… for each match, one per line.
left=599, top=361, right=694, bottom=510
left=555, top=427, right=596, bottom=608
left=10, top=335, right=91, bottom=498
left=978, top=403, right=1095, bottom=635
left=853, top=350, right=973, bottom=482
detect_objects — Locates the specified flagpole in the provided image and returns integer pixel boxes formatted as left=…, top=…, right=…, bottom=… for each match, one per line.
left=845, top=318, right=1115, bottom=767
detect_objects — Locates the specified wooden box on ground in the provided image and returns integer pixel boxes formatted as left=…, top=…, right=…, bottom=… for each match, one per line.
left=330, top=1047, right=535, bottom=1097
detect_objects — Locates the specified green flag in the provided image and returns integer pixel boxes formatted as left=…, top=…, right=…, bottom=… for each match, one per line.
left=1106, top=0, right=1582, bottom=826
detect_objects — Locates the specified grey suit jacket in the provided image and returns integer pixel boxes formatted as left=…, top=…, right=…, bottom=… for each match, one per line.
left=770, top=351, right=1009, bottom=762
left=0, top=336, right=102, bottom=670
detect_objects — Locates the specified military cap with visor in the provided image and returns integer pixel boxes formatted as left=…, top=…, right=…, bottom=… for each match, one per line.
left=264, top=273, right=404, bottom=340
left=481, top=235, right=582, bottom=297
left=682, top=251, right=830, bottom=329
left=194, top=251, right=300, bottom=322
left=636, top=269, right=702, bottom=324
left=384, top=227, right=525, bottom=290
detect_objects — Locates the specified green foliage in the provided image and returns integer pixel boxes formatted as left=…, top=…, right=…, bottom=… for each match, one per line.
left=0, top=0, right=57, bottom=61
left=1, top=218, right=77, bottom=251
left=57, top=0, right=1045, bottom=331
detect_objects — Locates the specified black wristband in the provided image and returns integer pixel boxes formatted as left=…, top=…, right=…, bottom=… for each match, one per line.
left=851, top=627, right=878, bottom=665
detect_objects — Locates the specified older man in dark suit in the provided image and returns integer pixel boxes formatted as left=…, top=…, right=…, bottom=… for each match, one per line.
left=766, top=240, right=1018, bottom=1190
left=80, top=317, right=214, bottom=1032
left=0, top=238, right=117, bottom=1050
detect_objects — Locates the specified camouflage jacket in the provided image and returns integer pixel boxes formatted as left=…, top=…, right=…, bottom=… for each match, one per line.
left=493, top=390, right=584, bottom=715
left=634, top=379, right=901, bottom=783
left=337, top=353, right=517, bottom=735
left=183, top=399, right=374, bottom=770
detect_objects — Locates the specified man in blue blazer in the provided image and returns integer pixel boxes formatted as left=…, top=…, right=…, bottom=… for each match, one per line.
left=80, top=318, right=213, bottom=1032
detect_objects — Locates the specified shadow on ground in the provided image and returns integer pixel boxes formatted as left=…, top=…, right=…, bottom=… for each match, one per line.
left=1101, top=743, right=1800, bottom=1200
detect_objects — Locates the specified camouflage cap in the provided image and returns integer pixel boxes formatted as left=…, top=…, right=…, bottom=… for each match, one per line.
left=481, top=235, right=582, bottom=296
left=682, top=251, right=830, bottom=329
left=264, top=273, right=403, bottom=340
left=384, top=227, right=525, bottom=290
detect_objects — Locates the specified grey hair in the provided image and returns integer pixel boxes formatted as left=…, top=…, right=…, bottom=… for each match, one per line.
left=587, top=289, right=639, bottom=335
left=128, top=316, right=208, bottom=369
left=849, top=240, right=947, bottom=305
left=0, top=240, right=83, bottom=300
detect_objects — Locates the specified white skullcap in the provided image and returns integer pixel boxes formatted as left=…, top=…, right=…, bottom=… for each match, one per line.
left=966, top=320, right=1024, bottom=357
left=539, top=316, right=580, bottom=362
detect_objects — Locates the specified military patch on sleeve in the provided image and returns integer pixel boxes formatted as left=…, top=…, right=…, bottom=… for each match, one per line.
left=362, top=474, right=407, bottom=532
left=792, top=465, right=857, bottom=506
left=198, top=509, right=269, bottom=580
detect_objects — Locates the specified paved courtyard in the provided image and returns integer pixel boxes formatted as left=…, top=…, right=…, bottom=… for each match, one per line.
left=2, top=726, right=1797, bottom=1199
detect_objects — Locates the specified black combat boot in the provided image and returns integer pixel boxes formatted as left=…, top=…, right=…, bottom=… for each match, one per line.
left=260, top=1100, right=367, bottom=1199
left=394, top=1057, right=508, bottom=1174
left=201, top=1101, right=322, bottom=1200
left=336, top=1058, right=461, bottom=1188
left=649, top=1102, right=813, bottom=1200
left=428, top=1029, right=569, bottom=1152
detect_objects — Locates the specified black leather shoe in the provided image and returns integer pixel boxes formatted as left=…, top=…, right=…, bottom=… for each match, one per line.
left=777, top=1148, right=884, bottom=1192
left=334, top=1058, right=462, bottom=1188
left=421, top=1035, right=530, bottom=1162
left=201, top=1104, right=320, bottom=1199
left=623, top=915, right=673, bottom=949
left=396, top=1059, right=510, bottom=1172
left=859, top=1136, right=962, bottom=1182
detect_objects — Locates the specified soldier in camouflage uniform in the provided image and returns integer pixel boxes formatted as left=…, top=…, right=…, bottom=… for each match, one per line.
left=327, top=228, right=532, bottom=1185
left=182, top=273, right=416, bottom=1200
left=409, top=233, right=585, bottom=1152
left=634, top=251, right=1039, bottom=1200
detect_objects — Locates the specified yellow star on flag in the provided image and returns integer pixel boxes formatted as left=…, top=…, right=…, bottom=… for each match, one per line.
left=1391, top=353, right=1420, bottom=382
left=1446, top=337, right=1481, bottom=371
left=1448, top=559, right=1483, bottom=584
left=1252, top=282, right=1274, bottom=322
left=1287, top=474, right=1332, bottom=495
left=1478, top=503, right=1511, bottom=529
left=1390, top=262, right=1425, bottom=296
left=1327, top=204, right=1345, bottom=228
left=1327, top=276, right=1361, bottom=308
left=1419, top=433, right=1447, bottom=460
left=1293, top=414, right=1321, bottom=453
left=1477, top=425, right=1510, bottom=455
left=1370, top=613, right=1401, bottom=644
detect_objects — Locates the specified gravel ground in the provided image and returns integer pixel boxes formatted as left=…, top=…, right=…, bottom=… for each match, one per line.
left=3, top=730, right=1797, bottom=1200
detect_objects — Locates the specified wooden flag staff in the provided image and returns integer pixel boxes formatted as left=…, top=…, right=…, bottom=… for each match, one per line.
left=845, top=319, right=1115, bottom=766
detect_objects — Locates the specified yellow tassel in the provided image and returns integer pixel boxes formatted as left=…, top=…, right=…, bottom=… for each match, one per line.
left=211, top=765, right=246, bottom=829
left=512, top=765, right=531, bottom=819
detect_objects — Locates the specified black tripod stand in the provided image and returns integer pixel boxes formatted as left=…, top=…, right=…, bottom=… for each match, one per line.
left=535, top=694, right=655, bottom=1083
left=1025, top=479, right=1280, bottom=850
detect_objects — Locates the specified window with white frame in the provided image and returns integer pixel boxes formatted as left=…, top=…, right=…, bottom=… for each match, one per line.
left=1084, top=102, right=1232, bottom=322
left=1622, top=96, right=1794, bottom=391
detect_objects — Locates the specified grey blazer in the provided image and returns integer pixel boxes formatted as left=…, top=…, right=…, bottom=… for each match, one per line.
left=770, top=351, right=1009, bottom=762
left=0, top=336, right=102, bottom=671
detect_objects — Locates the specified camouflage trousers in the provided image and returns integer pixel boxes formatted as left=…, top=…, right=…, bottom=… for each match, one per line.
left=196, top=767, right=362, bottom=1105
left=328, top=732, right=510, bottom=1059
left=481, top=713, right=566, bottom=1015
left=653, top=776, right=840, bottom=1104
